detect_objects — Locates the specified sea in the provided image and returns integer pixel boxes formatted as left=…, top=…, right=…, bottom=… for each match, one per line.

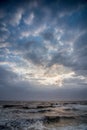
left=0, top=100, right=87, bottom=130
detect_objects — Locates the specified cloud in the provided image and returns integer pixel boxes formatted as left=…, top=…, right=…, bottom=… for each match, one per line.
left=20, top=24, right=46, bottom=38
left=0, top=0, right=87, bottom=100
left=0, top=66, right=41, bottom=100
left=63, top=74, right=87, bottom=87
left=72, top=32, right=87, bottom=75
left=9, top=8, right=24, bottom=26
left=0, top=66, right=87, bottom=100
left=0, top=42, right=10, bottom=48
left=0, top=66, right=18, bottom=85
left=24, top=12, right=34, bottom=25
left=42, top=32, right=54, bottom=41
left=0, top=27, right=10, bottom=42
left=22, top=41, right=47, bottom=66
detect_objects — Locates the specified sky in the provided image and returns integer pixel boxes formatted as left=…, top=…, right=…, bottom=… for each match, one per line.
left=0, top=0, right=87, bottom=101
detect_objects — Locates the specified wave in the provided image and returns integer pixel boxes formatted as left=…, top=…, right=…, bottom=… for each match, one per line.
left=0, top=120, right=87, bottom=130
left=0, top=101, right=87, bottom=130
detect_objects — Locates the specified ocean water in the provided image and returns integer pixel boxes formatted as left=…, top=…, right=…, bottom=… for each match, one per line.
left=0, top=101, right=87, bottom=130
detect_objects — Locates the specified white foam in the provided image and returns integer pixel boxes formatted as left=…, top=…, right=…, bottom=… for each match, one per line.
left=23, top=121, right=87, bottom=130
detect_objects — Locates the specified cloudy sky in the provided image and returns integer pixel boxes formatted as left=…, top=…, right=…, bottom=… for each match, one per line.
left=0, top=0, right=87, bottom=100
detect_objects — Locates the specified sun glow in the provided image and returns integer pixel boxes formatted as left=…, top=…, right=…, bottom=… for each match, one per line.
left=8, top=61, right=75, bottom=87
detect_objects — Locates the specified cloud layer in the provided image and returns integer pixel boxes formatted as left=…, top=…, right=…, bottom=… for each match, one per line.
left=0, top=0, right=87, bottom=100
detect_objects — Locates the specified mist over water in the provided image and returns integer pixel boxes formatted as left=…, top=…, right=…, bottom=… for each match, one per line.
left=0, top=101, right=87, bottom=130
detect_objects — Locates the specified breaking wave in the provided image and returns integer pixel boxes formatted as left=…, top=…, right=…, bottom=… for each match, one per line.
left=0, top=101, right=87, bottom=130
left=0, top=121, right=87, bottom=130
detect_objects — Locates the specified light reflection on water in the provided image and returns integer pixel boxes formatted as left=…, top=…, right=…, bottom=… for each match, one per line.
left=0, top=101, right=87, bottom=130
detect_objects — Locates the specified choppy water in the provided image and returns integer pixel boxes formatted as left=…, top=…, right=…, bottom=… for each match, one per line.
left=0, top=101, right=87, bottom=130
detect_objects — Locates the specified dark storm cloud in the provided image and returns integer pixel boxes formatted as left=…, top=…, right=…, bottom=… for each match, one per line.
left=0, top=66, right=46, bottom=100
left=24, top=42, right=47, bottom=66
left=13, top=40, right=47, bottom=66
left=0, top=66, right=27, bottom=89
left=49, top=32, right=87, bottom=76
left=0, top=66, right=18, bottom=85
left=25, top=51, right=44, bottom=66
left=72, top=32, right=87, bottom=75
left=49, top=34, right=87, bottom=76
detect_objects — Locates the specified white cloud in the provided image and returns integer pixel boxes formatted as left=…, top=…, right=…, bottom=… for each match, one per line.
left=0, top=42, right=10, bottom=48
left=20, top=24, right=46, bottom=38
left=33, top=24, right=46, bottom=36
left=20, top=31, right=31, bottom=38
left=24, top=12, right=34, bottom=25
left=10, top=8, right=24, bottom=26
left=0, top=27, right=10, bottom=42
